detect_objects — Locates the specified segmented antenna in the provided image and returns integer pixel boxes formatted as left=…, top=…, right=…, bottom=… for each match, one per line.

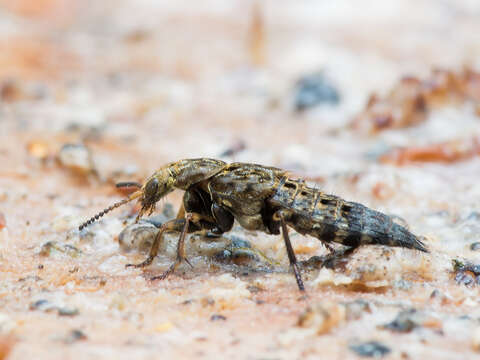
left=78, top=191, right=142, bottom=231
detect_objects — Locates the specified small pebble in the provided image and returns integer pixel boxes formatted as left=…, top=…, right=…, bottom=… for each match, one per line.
left=58, top=307, right=79, bottom=317
left=453, top=259, right=480, bottom=286
left=230, top=236, right=252, bottom=249
left=297, top=302, right=346, bottom=335
left=381, top=310, right=418, bottom=333
left=39, top=241, right=82, bottom=258
left=219, top=140, right=246, bottom=157
left=455, top=271, right=475, bottom=286
left=344, top=299, right=371, bottom=321
left=58, top=143, right=95, bottom=175
left=349, top=341, right=391, bottom=358
left=64, top=329, right=87, bottom=344
left=118, top=222, right=158, bottom=253
left=26, top=140, right=51, bottom=160
left=210, top=314, right=227, bottom=321
left=430, top=289, right=446, bottom=300
left=294, top=72, right=340, bottom=112
left=471, top=242, right=480, bottom=251
left=29, top=299, right=51, bottom=311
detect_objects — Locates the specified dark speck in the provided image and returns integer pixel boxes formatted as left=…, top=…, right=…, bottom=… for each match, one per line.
left=349, top=341, right=391, bottom=358
left=294, top=72, right=340, bottom=112
left=453, top=259, right=480, bottom=286
left=455, top=271, right=475, bottom=286
left=246, top=285, right=263, bottom=294
left=210, top=314, right=227, bottom=321
left=29, top=299, right=50, bottom=310
left=230, top=236, right=251, bottom=249
left=470, top=242, right=480, bottom=251
left=64, top=329, right=87, bottom=344
left=472, top=265, right=480, bottom=274
left=381, top=310, right=418, bottom=333
left=58, top=307, right=79, bottom=317
left=466, top=211, right=480, bottom=221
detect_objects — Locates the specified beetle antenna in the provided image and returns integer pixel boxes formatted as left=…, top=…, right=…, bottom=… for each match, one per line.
left=79, top=190, right=142, bottom=231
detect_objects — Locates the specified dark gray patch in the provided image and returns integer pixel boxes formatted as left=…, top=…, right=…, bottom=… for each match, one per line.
left=349, top=341, right=391, bottom=358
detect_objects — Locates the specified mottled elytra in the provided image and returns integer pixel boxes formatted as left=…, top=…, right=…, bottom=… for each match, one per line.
left=79, top=158, right=427, bottom=291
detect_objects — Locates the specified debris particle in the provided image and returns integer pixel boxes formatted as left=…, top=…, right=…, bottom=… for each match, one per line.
left=58, top=307, right=79, bottom=317
left=343, top=299, right=372, bottom=321
left=30, top=300, right=79, bottom=317
left=294, top=72, right=340, bottom=112
left=0, top=79, right=22, bottom=102
left=380, top=309, right=419, bottom=333
left=429, top=289, right=449, bottom=304
left=246, top=285, right=263, bottom=294
left=219, top=139, right=246, bottom=158
left=64, top=329, right=87, bottom=344
left=349, top=341, right=391, bottom=358
left=210, top=314, right=227, bottom=321
left=26, top=140, right=51, bottom=161
left=453, top=259, right=480, bottom=287
left=455, top=271, right=475, bottom=286
left=380, top=137, right=480, bottom=165
left=58, top=143, right=96, bottom=175
left=39, top=241, right=82, bottom=258
left=29, top=299, right=51, bottom=311
left=297, top=302, right=346, bottom=335
left=0, top=213, right=5, bottom=230
left=470, top=242, right=480, bottom=251
left=118, top=222, right=158, bottom=253
left=353, top=67, right=480, bottom=133
left=213, top=236, right=274, bottom=267
left=200, top=297, right=215, bottom=307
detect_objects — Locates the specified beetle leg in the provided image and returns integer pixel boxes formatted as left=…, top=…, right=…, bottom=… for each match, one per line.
left=126, top=218, right=186, bottom=268
left=151, top=213, right=200, bottom=281
left=273, top=210, right=305, bottom=292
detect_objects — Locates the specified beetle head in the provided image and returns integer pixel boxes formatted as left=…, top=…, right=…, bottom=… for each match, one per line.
left=136, top=169, right=175, bottom=221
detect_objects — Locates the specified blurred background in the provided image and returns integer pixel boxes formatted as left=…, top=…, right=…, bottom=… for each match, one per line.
left=1, top=1, right=480, bottom=359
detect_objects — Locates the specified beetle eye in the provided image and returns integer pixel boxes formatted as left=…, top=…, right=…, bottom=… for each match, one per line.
left=144, top=178, right=159, bottom=203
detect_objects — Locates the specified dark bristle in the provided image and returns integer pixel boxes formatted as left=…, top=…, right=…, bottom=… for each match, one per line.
left=414, top=236, right=428, bottom=253
left=116, top=182, right=142, bottom=189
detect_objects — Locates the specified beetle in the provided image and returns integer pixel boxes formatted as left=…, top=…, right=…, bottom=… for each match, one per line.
left=79, top=158, right=427, bottom=291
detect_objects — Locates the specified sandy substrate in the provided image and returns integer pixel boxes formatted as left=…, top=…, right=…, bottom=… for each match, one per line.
left=1, top=1, right=480, bottom=359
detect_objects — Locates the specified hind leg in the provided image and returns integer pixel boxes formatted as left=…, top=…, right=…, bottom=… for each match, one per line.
left=272, top=209, right=305, bottom=292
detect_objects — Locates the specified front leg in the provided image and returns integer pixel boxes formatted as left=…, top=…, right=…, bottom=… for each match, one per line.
left=126, top=211, right=216, bottom=280
left=125, top=217, right=187, bottom=268
left=150, top=212, right=196, bottom=281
